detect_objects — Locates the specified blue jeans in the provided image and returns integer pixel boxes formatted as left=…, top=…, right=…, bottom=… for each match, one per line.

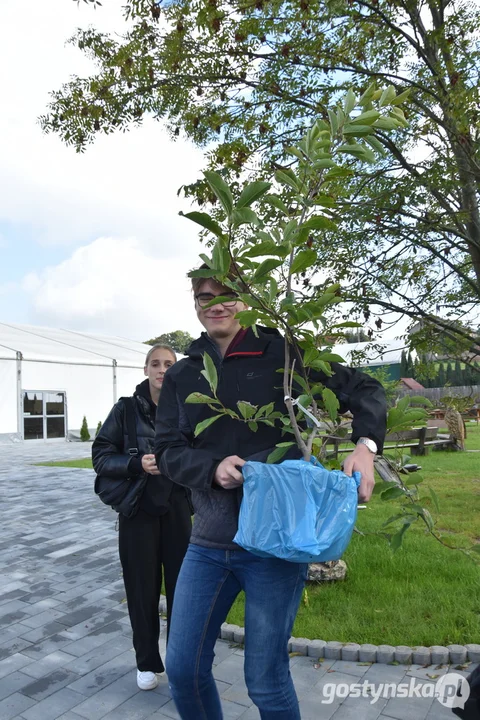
left=166, top=544, right=308, bottom=720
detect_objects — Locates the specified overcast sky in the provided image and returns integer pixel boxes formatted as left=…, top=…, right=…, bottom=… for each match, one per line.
left=0, top=0, right=207, bottom=342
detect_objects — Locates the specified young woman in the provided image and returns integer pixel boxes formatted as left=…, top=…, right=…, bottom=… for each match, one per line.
left=92, top=344, right=192, bottom=691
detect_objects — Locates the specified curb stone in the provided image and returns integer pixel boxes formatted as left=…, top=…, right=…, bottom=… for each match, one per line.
left=158, top=595, right=476, bottom=666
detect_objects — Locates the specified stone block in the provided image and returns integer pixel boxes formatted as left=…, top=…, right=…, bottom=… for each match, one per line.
left=341, top=643, right=360, bottom=662
left=307, top=639, right=326, bottom=658
left=376, top=644, right=395, bottom=664
left=430, top=645, right=449, bottom=664
left=412, top=646, right=431, bottom=665
left=447, top=644, right=467, bottom=664
left=359, top=644, right=377, bottom=663
left=324, top=641, right=343, bottom=660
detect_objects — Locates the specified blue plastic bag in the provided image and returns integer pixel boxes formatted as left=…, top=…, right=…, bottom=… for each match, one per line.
left=233, top=458, right=361, bottom=563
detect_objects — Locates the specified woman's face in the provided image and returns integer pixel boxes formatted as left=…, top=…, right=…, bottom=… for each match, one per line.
left=144, top=348, right=176, bottom=391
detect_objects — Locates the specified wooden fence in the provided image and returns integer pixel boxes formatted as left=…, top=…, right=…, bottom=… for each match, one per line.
left=398, top=385, right=480, bottom=404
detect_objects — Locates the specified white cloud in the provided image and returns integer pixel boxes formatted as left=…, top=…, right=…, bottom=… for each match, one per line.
left=0, top=0, right=205, bottom=251
left=24, top=236, right=204, bottom=341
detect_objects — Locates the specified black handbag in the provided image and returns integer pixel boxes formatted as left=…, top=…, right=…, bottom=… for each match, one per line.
left=94, top=397, right=148, bottom=517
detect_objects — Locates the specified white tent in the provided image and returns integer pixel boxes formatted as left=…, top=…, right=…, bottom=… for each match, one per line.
left=0, top=322, right=155, bottom=443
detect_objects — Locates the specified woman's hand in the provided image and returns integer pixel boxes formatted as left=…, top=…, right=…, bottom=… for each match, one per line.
left=141, top=454, right=161, bottom=475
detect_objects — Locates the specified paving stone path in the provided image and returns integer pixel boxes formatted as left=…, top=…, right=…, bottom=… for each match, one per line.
left=0, top=442, right=474, bottom=720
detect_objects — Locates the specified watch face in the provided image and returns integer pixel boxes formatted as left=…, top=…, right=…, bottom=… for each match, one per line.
left=359, top=438, right=377, bottom=453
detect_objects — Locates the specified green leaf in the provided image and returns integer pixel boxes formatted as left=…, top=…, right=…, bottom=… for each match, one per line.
left=275, top=170, right=299, bottom=192
left=194, top=414, right=222, bottom=437
left=390, top=525, right=408, bottom=552
left=317, top=352, right=345, bottom=363
left=235, top=309, right=258, bottom=327
left=350, top=110, right=381, bottom=125
left=245, top=241, right=288, bottom=258
left=204, top=170, right=233, bottom=215
left=313, top=158, right=336, bottom=169
left=302, top=215, right=338, bottom=231
left=429, top=486, right=440, bottom=513
left=379, top=85, right=396, bottom=107
left=337, top=143, right=375, bottom=163
left=405, top=474, right=424, bottom=486
left=312, top=195, right=336, bottom=208
left=185, top=392, right=221, bottom=404
left=237, top=401, right=257, bottom=419
left=181, top=211, right=224, bottom=237
left=267, top=443, right=295, bottom=463
left=343, top=124, right=374, bottom=137
left=232, top=208, right=261, bottom=227
left=290, top=249, right=317, bottom=275
left=212, top=240, right=230, bottom=273
left=252, top=257, right=283, bottom=281
left=201, top=352, right=218, bottom=394
left=381, top=486, right=406, bottom=501
left=390, top=88, right=411, bottom=106
left=248, top=421, right=259, bottom=432
left=328, top=108, right=338, bottom=135
left=268, top=277, right=278, bottom=304
left=264, top=195, right=289, bottom=215
left=364, top=135, right=387, bottom=157
left=322, top=387, right=340, bottom=421
left=188, top=267, right=219, bottom=279
left=343, top=88, right=356, bottom=115
left=373, top=117, right=401, bottom=130
left=236, top=181, right=271, bottom=209
left=255, top=402, right=275, bottom=419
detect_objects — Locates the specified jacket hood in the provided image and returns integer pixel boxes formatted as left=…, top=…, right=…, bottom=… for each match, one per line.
left=134, top=378, right=156, bottom=414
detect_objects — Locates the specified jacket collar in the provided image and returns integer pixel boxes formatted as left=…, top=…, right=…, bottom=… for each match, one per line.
left=186, top=326, right=279, bottom=360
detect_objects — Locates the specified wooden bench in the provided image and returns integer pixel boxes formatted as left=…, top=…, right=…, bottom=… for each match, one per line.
left=325, top=426, right=455, bottom=457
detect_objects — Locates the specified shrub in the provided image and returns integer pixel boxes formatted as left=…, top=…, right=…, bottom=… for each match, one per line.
left=80, top=416, right=91, bottom=442
left=95, top=421, right=102, bottom=437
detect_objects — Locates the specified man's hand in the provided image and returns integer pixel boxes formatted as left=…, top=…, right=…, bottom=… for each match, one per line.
left=214, top=455, right=246, bottom=489
left=343, top=444, right=375, bottom=502
left=141, top=454, right=161, bottom=475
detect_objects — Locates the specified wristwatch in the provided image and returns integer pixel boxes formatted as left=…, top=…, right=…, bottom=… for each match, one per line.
left=356, top=437, right=378, bottom=454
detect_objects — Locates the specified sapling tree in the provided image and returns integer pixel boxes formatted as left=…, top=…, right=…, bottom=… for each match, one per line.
left=183, top=85, right=409, bottom=462
left=182, top=87, right=480, bottom=561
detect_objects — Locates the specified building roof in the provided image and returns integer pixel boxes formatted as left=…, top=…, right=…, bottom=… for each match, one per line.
left=400, top=378, right=425, bottom=390
left=0, top=322, right=152, bottom=367
left=332, top=340, right=405, bottom=367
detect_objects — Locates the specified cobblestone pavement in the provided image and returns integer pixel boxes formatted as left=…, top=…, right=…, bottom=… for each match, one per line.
left=0, top=441, right=474, bottom=720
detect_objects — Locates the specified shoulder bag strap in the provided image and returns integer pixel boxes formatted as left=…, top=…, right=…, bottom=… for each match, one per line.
left=123, top=397, right=139, bottom=457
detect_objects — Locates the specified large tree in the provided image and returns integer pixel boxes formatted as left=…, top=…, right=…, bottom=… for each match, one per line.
left=42, top=0, right=480, bottom=360
left=145, top=329, right=195, bottom=354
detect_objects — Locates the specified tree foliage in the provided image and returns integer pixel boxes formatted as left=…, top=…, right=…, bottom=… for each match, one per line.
left=41, top=0, right=480, bottom=356
left=145, top=329, right=195, bottom=353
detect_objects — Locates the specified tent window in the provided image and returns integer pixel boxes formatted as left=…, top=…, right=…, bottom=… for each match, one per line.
left=23, top=391, right=66, bottom=440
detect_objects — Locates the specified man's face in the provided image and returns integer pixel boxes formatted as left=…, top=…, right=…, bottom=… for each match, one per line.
left=195, top=279, right=247, bottom=340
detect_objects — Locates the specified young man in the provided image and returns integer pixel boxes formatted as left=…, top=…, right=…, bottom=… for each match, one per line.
left=154, top=276, right=386, bottom=720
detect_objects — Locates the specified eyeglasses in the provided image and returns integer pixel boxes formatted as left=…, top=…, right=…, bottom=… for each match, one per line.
left=195, top=292, right=240, bottom=308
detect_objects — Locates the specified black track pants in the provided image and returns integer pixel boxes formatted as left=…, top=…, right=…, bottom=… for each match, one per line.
left=118, top=502, right=191, bottom=672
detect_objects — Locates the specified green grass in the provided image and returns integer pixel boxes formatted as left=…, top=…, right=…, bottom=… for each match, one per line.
left=227, top=424, right=480, bottom=645
left=36, top=426, right=480, bottom=646
left=36, top=458, right=93, bottom=469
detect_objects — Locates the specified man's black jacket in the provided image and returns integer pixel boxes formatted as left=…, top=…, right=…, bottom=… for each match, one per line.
left=154, top=326, right=386, bottom=549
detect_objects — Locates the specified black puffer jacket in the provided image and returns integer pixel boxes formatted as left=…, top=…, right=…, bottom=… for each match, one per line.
left=93, top=379, right=188, bottom=517
left=155, top=326, right=386, bottom=549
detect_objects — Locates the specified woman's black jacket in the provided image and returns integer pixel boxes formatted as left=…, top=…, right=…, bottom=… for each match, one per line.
left=93, top=379, right=189, bottom=517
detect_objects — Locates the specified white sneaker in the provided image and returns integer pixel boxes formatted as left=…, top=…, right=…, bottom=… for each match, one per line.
left=137, top=670, right=161, bottom=690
